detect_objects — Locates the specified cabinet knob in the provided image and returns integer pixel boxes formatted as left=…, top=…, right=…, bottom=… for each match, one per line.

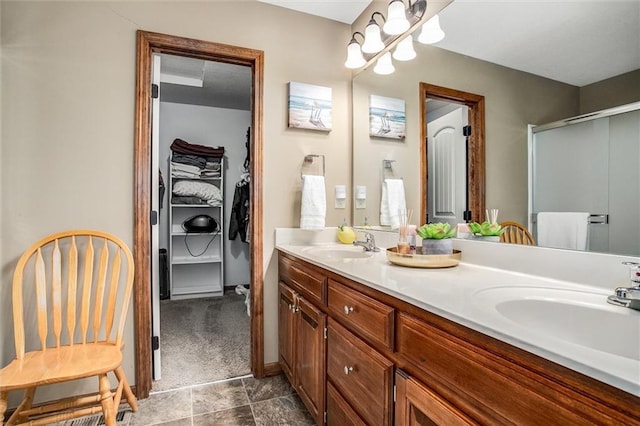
left=343, top=306, right=354, bottom=315
left=344, top=366, right=354, bottom=375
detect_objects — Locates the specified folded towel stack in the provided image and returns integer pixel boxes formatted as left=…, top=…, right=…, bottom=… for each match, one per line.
left=380, top=178, right=406, bottom=229
left=300, top=175, right=326, bottom=230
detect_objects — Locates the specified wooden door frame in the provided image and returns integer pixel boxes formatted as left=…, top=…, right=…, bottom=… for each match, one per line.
left=419, top=83, right=486, bottom=224
left=133, top=30, right=264, bottom=399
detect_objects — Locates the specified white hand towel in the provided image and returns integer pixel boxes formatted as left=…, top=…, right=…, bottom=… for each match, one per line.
left=537, top=212, right=590, bottom=250
left=300, top=175, right=326, bottom=229
left=380, top=178, right=406, bottom=229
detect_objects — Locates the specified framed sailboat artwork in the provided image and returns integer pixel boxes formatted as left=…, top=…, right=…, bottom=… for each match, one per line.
left=369, top=95, right=406, bottom=140
left=288, top=82, right=332, bottom=132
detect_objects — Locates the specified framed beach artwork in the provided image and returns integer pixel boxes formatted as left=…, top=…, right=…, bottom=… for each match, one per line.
left=369, top=95, right=406, bottom=139
left=288, top=82, right=332, bottom=132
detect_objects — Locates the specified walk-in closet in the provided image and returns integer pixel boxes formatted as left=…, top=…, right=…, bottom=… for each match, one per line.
left=151, top=53, right=252, bottom=391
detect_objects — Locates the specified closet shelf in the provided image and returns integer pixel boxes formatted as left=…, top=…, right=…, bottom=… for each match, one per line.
left=171, top=204, right=221, bottom=208
left=172, top=255, right=222, bottom=264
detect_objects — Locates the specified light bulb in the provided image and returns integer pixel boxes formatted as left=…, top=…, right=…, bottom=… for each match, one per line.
left=374, top=52, right=395, bottom=75
left=362, top=20, right=385, bottom=54
left=418, top=14, right=445, bottom=44
left=383, top=0, right=409, bottom=35
left=393, top=36, right=416, bottom=61
left=344, top=41, right=366, bottom=69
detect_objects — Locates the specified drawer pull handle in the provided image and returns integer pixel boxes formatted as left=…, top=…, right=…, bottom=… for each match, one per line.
left=343, top=306, right=354, bottom=315
left=344, top=366, right=354, bottom=375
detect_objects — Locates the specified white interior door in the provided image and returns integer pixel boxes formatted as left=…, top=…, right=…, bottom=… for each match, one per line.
left=427, top=106, right=468, bottom=226
left=151, top=53, right=162, bottom=380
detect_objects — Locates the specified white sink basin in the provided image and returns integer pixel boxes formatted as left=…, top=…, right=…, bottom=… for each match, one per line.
left=302, top=245, right=375, bottom=261
left=474, top=286, right=640, bottom=360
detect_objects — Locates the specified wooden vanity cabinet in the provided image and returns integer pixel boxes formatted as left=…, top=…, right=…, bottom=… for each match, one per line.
left=277, top=251, right=640, bottom=426
left=394, top=370, right=477, bottom=426
left=278, top=278, right=327, bottom=426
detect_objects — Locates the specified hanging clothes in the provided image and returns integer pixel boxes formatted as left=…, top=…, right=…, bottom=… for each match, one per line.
left=229, top=175, right=250, bottom=243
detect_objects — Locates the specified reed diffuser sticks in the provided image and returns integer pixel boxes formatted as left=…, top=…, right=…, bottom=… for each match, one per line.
left=486, top=209, right=499, bottom=224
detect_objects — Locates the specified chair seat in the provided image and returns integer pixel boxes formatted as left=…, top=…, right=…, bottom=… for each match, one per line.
left=0, top=342, right=122, bottom=392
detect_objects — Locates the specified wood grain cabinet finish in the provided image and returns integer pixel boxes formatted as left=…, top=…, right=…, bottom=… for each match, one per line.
left=395, top=370, right=477, bottom=426
left=327, top=382, right=367, bottom=426
left=327, top=318, right=394, bottom=426
left=277, top=252, right=640, bottom=426
left=278, top=282, right=296, bottom=383
left=278, top=281, right=326, bottom=426
left=279, top=256, right=327, bottom=306
left=328, top=279, right=395, bottom=350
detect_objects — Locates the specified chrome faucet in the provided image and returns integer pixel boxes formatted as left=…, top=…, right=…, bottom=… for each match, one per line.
left=353, top=232, right=380, bottom=252
left=607, top=261, right=640, bottom=311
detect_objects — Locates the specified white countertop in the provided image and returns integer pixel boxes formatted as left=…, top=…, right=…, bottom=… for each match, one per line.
left=276, top=231, right=640, bottom=398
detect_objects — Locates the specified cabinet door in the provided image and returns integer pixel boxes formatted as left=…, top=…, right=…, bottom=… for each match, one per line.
left=278, top=282, right=297, bottom=384
left=296, top=296, right=327, bottom=426
left=395, top=371, right=477, bottom=426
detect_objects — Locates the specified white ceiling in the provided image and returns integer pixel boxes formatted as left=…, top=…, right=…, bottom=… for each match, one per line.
left=265, top=0, right=640, bottom=87
left=256, top=0, right=372, bottom=24
left=435, top=0, right=640, bottom=86
left=160, top=1, right=639, bottom=108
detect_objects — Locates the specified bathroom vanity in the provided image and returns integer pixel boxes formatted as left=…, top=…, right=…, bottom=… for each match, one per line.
left=276, top=230, right=640, bottom=425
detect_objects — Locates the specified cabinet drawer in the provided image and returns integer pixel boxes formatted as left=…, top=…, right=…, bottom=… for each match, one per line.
left=327, top=318, right=394, bottom=426
left=397, top=313, right=603, bottom=425
left=328, top=279, right=394, bottom=350
left=279, top=256, right=326, bottom=305
left=327, top=382, right=366, bottom=426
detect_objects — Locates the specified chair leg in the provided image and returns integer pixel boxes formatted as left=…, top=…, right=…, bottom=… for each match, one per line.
left=6, top=387, right=36, bottom=425
left=114, top=366, right=138, bottom=412
left=99, top=374, right=116, bottom=426
left=0, top=391, right=7, bottom=425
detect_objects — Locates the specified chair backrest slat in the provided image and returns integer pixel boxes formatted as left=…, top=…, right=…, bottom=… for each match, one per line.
left=67, top=236, right=78, bottom=346
left=93, top=238, right=109, bottom=343
left=51, top=239, right=63, bottom=348
left=105, top=249, right=122, bottom=340
left=35, top=248, right=48, bottom=351
left=80, top=236, right=94, bottom=344
left=500, top=221, right=536, bottom=246
left=12, top=230, right=135, bottom=359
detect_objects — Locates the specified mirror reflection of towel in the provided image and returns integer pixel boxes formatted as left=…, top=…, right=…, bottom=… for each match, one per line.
left=537, top=212, right=590, bottom=250
left=300, top=175, right=326, bottom=229
left=380, top=179, right=406, bottom=229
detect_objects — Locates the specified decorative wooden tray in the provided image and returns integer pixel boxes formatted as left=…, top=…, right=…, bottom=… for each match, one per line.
left=386, top=247, right=462, bottom=268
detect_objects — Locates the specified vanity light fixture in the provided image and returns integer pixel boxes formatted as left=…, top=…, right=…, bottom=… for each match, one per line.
left=383, top=0, right=410, bottom=35
left=361, top=12, right=386, bottom=54
left=418, top=14, right=445, bottom=44
left=344, top=0, right=428, bottom=73
left=344, top=32, right=367, bottom=69
left=392, top=35, right=416, bottom=61
left=374, top=52, right=395, bottom=75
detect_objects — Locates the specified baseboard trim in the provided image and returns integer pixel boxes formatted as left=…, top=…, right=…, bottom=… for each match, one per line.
left=263, top=362, right=282, bottom=377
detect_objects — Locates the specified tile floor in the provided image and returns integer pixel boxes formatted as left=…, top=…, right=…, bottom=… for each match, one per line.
left=129, top=375, right=314, bottom=426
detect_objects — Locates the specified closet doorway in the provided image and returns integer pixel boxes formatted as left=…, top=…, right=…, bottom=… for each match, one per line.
left=134, top=31, right=265, bottom=399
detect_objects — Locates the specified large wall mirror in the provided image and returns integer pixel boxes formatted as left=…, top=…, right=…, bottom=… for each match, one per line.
left=351, top=1, right=640, bottom=256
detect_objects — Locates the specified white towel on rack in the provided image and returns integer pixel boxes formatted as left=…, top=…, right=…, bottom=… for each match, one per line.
left=537, top=212, right=590, bottom=250
left=300, top=175, right=326, bottom=229
left=380, top=178, right=406, bottom=229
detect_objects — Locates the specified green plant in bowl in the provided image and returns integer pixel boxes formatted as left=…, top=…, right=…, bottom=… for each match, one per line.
left=417, top=223, right=456, bottom=239
left=469, top=221, right=503, bottom=237
left=417, top=223, right=456, bottom=254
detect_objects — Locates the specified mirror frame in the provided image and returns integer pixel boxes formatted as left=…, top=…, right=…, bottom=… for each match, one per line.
left=420, top=82, right=486, bottom=224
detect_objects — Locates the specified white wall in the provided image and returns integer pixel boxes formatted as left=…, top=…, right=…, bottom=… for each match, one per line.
left=1, top=0, right=352, bottom=406
left=159, top=101, right=251, bottom=287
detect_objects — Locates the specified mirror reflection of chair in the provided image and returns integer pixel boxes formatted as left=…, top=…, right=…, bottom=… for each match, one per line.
left=0, top=230, right=137, bottom=426
left=500, top=221, right=536, bottom=246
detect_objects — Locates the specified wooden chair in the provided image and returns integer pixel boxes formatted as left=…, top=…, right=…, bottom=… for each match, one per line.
left=500, top=221, right=536, bottom=246
left=0, top=230, right=138, bottom=426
